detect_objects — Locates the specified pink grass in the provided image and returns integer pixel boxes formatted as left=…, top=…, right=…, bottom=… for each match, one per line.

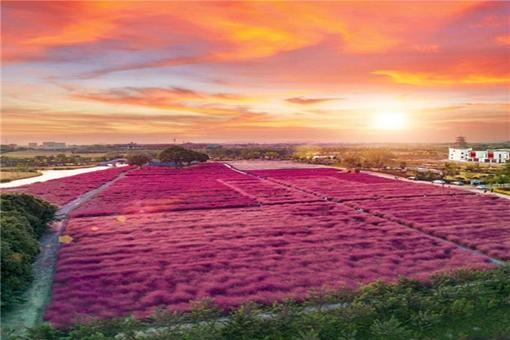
left=40, top=164, right=507, bottom=327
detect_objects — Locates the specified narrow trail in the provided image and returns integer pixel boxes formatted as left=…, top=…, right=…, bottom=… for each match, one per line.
left=225, top=163, right=506, bottom=266
left=2, top=171, right=131, bottom=330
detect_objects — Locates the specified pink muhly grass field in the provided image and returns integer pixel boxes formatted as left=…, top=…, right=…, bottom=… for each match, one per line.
left=250, top=169, right=472, bottom=201
left=12, top=166, right=131, bottom=206
left=347, top=194, right=510, bottom=260
left=41, top=164, right=508, bottom=327
left=71, top=164, right=260, bottom=217
left=45, top=202, right=494, bottom=326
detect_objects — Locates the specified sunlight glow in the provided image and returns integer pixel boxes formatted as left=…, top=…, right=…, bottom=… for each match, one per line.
left=372, top=109, right=409, bottom=130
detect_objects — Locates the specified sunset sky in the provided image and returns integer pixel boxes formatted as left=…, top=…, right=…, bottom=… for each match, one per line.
left=1, top=1, right=509, bottom=144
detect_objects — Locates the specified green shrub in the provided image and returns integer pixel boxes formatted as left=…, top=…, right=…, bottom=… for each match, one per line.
left=0, top=193, right=56, bottom=309
left=1, top=193, right=57, bottom=238
left=369, top=317, right=412, bottom=339
left=1, top=213, right=39, bottom=308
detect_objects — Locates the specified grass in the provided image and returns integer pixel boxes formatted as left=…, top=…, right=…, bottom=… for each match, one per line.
left=1, top=151, right=107, bottom=159
left=3, top=266, right=509, bottom=339
left=494, top=188, right=510, bottom=196
left=0, top=171, right=41, bottom=183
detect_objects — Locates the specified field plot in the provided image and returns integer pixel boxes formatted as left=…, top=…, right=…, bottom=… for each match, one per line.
left=251, top=169, right=472, bottom=201
left=347, top=195, right=510, bottom=260
left=71, top=164, right=258, bottom=217
left=45, top=202, right=493, bottom=326
left=219, top=177, right=319, bottom=204
left=10, top=166, right=131, bottom=206
left=39, top=163, right=508, bottom=327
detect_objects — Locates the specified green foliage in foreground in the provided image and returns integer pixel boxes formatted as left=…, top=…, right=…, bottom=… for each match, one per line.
left=1, top=194, right=57, bottom=309
left=1, top=193, right=57, bottom=238
left=4, top=266, right=510, bottom=340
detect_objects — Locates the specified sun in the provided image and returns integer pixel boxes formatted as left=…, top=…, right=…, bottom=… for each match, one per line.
left=372, top=109, right=409, bottom=130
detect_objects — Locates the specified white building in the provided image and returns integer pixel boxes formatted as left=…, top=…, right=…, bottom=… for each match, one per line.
left=448, top=147, right=471, bottom=162
left=449, top=147, right=509, bottom=163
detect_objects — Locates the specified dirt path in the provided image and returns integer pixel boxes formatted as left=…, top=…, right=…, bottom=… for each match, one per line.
left=2, top=171, right=130, bottom=331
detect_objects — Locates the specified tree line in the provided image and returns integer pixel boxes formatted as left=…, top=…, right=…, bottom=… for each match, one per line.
left=126, top=146, right=209, bottom=166
left=1, top=194, right=57, bottom=310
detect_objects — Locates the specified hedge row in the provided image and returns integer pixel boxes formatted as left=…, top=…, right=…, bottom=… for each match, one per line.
left=1, top=193, right=57, bottom=309
left=6, top=266, right=510, bottom=339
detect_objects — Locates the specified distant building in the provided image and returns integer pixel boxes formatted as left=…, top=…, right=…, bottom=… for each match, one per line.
left=41, top=142, right=66, bottom=150
left=449, top=147, right=509, bottom=163
left=28, top=142, right=38, bottom=148
left=448, top=147, right=471, bottom=162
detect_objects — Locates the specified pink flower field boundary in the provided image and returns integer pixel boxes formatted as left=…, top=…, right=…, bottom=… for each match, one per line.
left=345, top=195, right=510, bottom=261
left=9, top=166, right=133, bottom=206
left=32, top=163, right=508, bottom=327
left=45, top=202, right=494, bottom=326
left=71, top=164, right=260, bottom=217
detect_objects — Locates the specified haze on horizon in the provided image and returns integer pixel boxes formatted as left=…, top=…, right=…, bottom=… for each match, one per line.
left=1, top=1, right=509, bottom=145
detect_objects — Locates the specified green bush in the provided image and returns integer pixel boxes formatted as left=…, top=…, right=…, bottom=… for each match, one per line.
left=1, top=213, right=39, bottom=307
left=1, top=193, right=57, bottom=238
left=0, top=193, right=56, bottom=309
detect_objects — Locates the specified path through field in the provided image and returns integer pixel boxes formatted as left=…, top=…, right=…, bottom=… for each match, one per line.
left=243, top=167, right=505, bottom=266
left=38, top=162, right=508, bottom=327
left=4, top=162, right=508, bottom=329
left=1, top=170, right=132, bottom=330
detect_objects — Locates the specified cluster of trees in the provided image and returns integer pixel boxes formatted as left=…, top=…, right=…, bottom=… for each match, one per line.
left=340, top=149, right=395, bottom=169
left=488, top=163, right=510, bottom=185
left=292, top=146, right=396, bottom=169
left=207, top=147, right=293, bottom=160
left=158, top=146, right=209, bottom=166
left=1, top=154, right=98, bottom=168
left=1, top=193, right=56, bottom=309
left=126, top=146, right=209, bottom=166
left=125, top=152, right=153, bottom=166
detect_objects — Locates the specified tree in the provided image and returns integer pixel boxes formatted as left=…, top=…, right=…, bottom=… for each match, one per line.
left=454, top=136, right=468, bottom=148
left=487, top=162, right=510, bottom=184
left=443, top=162, right=459, bottom=177
left=361, top=149, right=394, bottom=168
left=126, top=152, right=151, bottom=166
left=158, top=146, right=208, bottom=166
left=342, top=152, right=362, bottom=169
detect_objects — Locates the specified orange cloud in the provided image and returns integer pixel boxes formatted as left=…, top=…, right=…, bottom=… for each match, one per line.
left=73, top=87, right=261, bottom=117
left=412, top=44, right=440, bottom=53
left=496, top=34, right=510, bottom=46
left=4, top=2, right=484, bottom=72
left=373, top=70, right=510, bottom=86
left=286, top=97, right=341, bottom=105
left=2, top=1, right=510, bottom=144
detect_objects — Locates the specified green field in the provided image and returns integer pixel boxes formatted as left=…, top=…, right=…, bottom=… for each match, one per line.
left=0, top=171, right=41, bottom=183
left=1, top=150, right=107, bottom=159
